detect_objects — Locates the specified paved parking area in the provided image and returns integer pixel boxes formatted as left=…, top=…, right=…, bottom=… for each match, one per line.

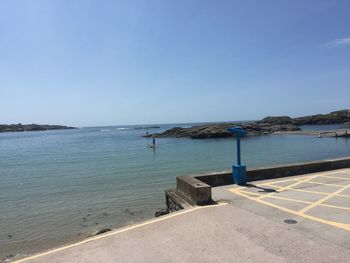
left=227, top=168, right=350, bottom=231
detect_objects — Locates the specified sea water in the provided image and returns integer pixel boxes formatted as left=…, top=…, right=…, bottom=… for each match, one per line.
left=0, top=123, right=349, bottom=260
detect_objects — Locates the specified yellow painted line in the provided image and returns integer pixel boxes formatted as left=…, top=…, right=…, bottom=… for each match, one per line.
left=258, top=183, right=287, bottom=190
left=234, top=188, right=350, bottom=212
left=287, top=188, right=329, bottom=196
left=259, top=172, right=336, bottom=186
left=265, top=181, right=350, bottom=197
left=337, top=194, right=350, bottom=198
left=264, top=184, right=334, bottom=196
left=320, top=203, right=350, bottom=211
left=255, top=170, right=346, bottom=188
left=256, top=174, right=321, bottom=200
left=232, top=186, right=247, bottom=190
left=235, top=189, right=312, bottom=205
left=321, top=175, right=350, bottom=181
left=263, top=194, right=313, bottom=205
left=13, top=203, right=227, bottom=263
left=236, top=188, right=317, bottom=205
left=299, top=183, right=350, bottom=214
left=260, top=194, right=350, bottom=211
left=302, top=180, right=345, bottom=188
left=269, top=181, right=350, bottom=198
left=265, top=195, right=350, bottom=212
left=235, top=188, right=350, bottom=210
left=258, top=178, right=301, bottom=186
left=233, top=190, right=263, bottom=197
left=228, top=189, right=350, bottom=231
left=256, top=171, right=339, bottom=187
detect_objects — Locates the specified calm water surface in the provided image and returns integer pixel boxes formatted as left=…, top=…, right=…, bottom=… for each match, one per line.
left=0, top=124, right=349, bottom=261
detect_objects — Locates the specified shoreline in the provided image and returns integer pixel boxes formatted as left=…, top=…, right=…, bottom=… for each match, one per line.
left=8, top=156, right=350, bottom=262
left=273, top=129, right=350, bottom=137
left=11, top=163, right=350, bottom=262
left=2, top=125, right=350, bottom=262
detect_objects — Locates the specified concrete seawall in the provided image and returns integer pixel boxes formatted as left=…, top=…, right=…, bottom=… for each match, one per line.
left=166, top=157, right=350, bottom=210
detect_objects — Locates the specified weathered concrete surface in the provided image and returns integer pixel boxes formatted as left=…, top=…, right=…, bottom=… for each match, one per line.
left=213, top=168, right=350, bottom=249
left=176, top=176, right=211, bottom=205
left=16, top=169, right=350, bottom=263
left=246, top=157, right=350, bottom=181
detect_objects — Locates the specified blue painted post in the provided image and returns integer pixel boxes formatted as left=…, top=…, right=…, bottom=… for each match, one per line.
left=237, top=136, right=241, bottom=165
left=227, top=127, right=247, bottom=185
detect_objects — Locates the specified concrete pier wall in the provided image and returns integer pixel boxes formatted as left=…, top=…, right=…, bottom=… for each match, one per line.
left=166, top=157, right=350, bottom=211
left=196, top=157, right=350, bottom=187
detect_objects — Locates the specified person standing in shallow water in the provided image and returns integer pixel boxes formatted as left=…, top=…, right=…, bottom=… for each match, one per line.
left=152, top=137, right=156, bottom=147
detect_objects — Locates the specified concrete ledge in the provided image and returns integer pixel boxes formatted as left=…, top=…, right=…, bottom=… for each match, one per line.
left=248, top=157, right=350, bottom=181
left=176, top=176, right=212, bottom=205
left=167, top=157, right=350, bottom=209
left=195, top=171, right=232, bottom=187
left=195, top=171, right=233, bottom=187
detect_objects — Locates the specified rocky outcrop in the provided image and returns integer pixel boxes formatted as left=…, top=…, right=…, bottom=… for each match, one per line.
left=257, top=116, right=293, bottom=125
left=293, top=110, right=350, bottom=125
left=145, top=122, right=300, bottom=139
left=144, top=109, right=350, bottom=139
left=0, top=124, right=75, bottom=133
left=258, top=110, right=350, bottom=126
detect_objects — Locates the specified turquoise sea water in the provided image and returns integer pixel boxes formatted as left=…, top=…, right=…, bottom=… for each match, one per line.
left=0, top=123, right=349, bottom=261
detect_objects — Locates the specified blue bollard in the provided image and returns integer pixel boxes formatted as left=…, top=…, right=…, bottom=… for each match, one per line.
left=227, top=127, right=247, bottom=185
left=232, top=164, right=247, bottom=185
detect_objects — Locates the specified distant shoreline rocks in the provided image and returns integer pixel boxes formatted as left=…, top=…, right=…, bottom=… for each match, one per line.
left=0, top=124, right=75, bottom=133
left=134, top=126, right=160, bottom=130
left=274, top=130, right=350, bottom=138
left=293, top=109, right=350, bottom=125
left=144, top=109, right=350, bottom=139
left=144, top=123, right=300, bottom=139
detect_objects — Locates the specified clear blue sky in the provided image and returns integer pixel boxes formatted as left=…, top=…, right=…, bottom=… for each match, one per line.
left=1, top=0, right=349, bottom=127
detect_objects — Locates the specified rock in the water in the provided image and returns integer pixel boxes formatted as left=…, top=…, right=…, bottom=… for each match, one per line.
left=0, top=124, right=75, bottom=133
left=95, top=228, right=112, bottom=235
left=144, top=122, right=300, bottom=139
left=155, top=208, right=170, bottom=217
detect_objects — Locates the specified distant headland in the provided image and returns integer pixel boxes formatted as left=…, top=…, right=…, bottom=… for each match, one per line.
left=0, top=124, right=75, bottom=133
left=144, top=109, right=350, bottom=139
